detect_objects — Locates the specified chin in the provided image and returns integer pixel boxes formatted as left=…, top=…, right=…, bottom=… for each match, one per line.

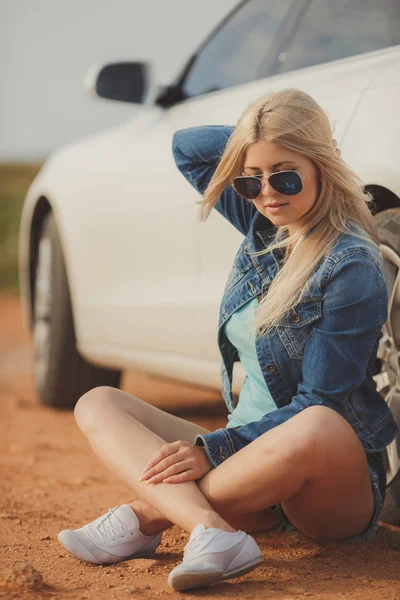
left=264, top=212, right=290, bottom=226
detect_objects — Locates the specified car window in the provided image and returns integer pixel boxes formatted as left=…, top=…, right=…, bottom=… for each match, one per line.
left=181, top=0, right=295, bottom=99
left=275, top=0, right=400, bottom=75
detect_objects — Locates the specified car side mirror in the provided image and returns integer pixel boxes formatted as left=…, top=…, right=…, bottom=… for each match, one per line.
left=85, top=61, right=152, bottom=104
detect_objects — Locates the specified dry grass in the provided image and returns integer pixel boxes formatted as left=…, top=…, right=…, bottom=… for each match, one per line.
left=0, top=163, right=43, bottom=293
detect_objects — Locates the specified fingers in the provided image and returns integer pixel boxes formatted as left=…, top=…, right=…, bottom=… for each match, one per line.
left=163, top=471, right=197, bottom=484
left=145, top=461, right=191, bottom=484
left=140, top=454, right=182, bottom=481
left=138, top=441, right=207, bottom=485
left=143, top=441, right=181, bottom=472
left=332, top=138, right=341, bottom=156
left=139, top=441, right=192, bottom=482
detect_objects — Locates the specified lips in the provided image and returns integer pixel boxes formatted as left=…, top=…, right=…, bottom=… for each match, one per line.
left=266, top=202, right=288, bottom=207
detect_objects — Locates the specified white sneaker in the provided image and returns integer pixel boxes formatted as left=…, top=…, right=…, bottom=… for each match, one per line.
left=58, top=504, right=162, bottom=565
left=168, top=524, right=263, bottom=591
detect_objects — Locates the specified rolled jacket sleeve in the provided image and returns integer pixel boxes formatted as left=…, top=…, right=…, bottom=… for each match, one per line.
left=195, top=251, right=392, bottom=467
left=172, top=125, right=257, bottom=236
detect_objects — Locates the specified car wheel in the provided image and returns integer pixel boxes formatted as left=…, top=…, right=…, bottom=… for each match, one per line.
left=374, top=208, right=400, bottom=523
left=32, top=213, right=121, bottom=408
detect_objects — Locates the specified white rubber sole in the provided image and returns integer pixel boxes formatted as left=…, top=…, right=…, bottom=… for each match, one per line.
left=58, top=531, right=157, bottom=565
left=168, top=555, right=264, bottom=591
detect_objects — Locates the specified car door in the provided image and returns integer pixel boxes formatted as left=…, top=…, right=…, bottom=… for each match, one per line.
left=157, top=0, right=302, bottom=385
left=62, top=106, right=202, bottom=364
left=87, top=0, right=300, bottom=374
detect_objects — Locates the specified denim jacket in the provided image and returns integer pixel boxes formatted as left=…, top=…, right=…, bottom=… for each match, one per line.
left=172, top=125, right=398, bottom=469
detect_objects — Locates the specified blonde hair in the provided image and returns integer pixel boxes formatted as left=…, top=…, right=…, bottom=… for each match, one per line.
left=199, top=88, right=379, bottom=334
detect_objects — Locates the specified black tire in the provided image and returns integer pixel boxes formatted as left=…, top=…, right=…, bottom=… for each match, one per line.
left=32, top=213, right=121, bottom=409
left=380, top=475, right=400, bottom=525
left=374, top=208, right=400, bottom=524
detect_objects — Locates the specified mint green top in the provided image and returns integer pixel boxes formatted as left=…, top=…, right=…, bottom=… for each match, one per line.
left=224, top=297, right=276, bottom=428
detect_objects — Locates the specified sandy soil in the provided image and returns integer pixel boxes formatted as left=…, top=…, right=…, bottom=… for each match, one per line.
left=2, top=293, right=400, bottom=599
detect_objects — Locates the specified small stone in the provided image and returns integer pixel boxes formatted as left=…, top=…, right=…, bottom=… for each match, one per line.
left=40, top=535, right=51, bottom=541
left=144, top=585, right=151, bottom=589
left=286, top=586, right=306, bottom=595
left=0, top=563, right=43, bottom=590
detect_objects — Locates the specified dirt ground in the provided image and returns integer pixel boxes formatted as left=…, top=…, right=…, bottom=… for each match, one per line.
left=2, top=294, right=400, bottom=599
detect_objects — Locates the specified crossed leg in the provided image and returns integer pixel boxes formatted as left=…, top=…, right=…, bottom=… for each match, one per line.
left=75, top=386, right=374, bottom=541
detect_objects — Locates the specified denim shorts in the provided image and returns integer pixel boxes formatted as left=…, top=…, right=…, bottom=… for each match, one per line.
left=270, top=452, right=387, bottom=543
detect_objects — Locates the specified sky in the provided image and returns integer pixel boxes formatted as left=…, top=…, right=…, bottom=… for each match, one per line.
left=0, top=0, right=237, bottom=160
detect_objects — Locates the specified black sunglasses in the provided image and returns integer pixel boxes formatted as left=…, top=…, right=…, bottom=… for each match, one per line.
left=232, top=166, right=312, bottom=201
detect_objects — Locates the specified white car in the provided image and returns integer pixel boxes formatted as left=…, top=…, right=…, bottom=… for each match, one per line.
left=19, top=1, right=400, bottom=519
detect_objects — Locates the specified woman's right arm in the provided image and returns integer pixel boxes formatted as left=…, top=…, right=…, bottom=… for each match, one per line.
left=172, top=126, right=257, bottom=236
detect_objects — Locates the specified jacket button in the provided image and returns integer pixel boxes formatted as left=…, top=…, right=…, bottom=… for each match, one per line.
left=218, top=447, right=227, bottom=461
left=266, top=364, right=277, bottom=373
left=292, top=311, right=301, bottom=323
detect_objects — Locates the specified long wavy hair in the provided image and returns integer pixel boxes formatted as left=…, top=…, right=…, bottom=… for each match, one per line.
left=199, top=88, right=379, bottom=334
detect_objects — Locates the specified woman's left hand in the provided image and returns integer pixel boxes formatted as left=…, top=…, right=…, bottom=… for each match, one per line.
left=139, top=441, right=211, bottom=484
left=333, top=138, right=341, bottom=157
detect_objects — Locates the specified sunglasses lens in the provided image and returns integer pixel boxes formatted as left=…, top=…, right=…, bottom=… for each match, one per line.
left=269, top=171, right=302, bottom=195
left=233, top=177, right=261, bottom=200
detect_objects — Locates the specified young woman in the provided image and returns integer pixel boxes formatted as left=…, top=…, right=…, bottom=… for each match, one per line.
left=58, top=88, right=397, bottom=592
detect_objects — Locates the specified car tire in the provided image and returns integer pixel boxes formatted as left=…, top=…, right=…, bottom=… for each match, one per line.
left=374, top=208, right=400, bottom=524
left=32, top=213, right=121, bottom=409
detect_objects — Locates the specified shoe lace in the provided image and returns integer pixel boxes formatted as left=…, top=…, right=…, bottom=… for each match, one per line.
left=95, top=506, right=127, bottom=542
left=183, top=528, right=211, bottom=561
left=183, top=539, right=201, bottom=561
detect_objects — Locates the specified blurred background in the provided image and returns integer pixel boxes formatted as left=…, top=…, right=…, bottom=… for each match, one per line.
left=0, top=0, right=236, bottom=293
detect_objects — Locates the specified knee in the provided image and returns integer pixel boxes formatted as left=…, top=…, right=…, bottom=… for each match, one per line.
left=291, top=408, right=326, bottom=458
left=286, top=406, right=357, bottom=464
left=74, top=386, right=115, bottom=433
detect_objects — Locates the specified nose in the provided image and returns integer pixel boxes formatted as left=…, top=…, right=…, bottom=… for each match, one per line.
left=260, top=176, right=278, bottom=197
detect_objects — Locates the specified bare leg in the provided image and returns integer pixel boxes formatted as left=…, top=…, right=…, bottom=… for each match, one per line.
left=134, top=405, right=375, bottom=540
left=75, top=387, right=373, bottom=540
left=128, top=498, right=278, bottom=536
left=75, top=387, right=236, bottom=533
left=197, top=406, right=374, bottom=540
left=75, top=387, right=278, bottom=534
